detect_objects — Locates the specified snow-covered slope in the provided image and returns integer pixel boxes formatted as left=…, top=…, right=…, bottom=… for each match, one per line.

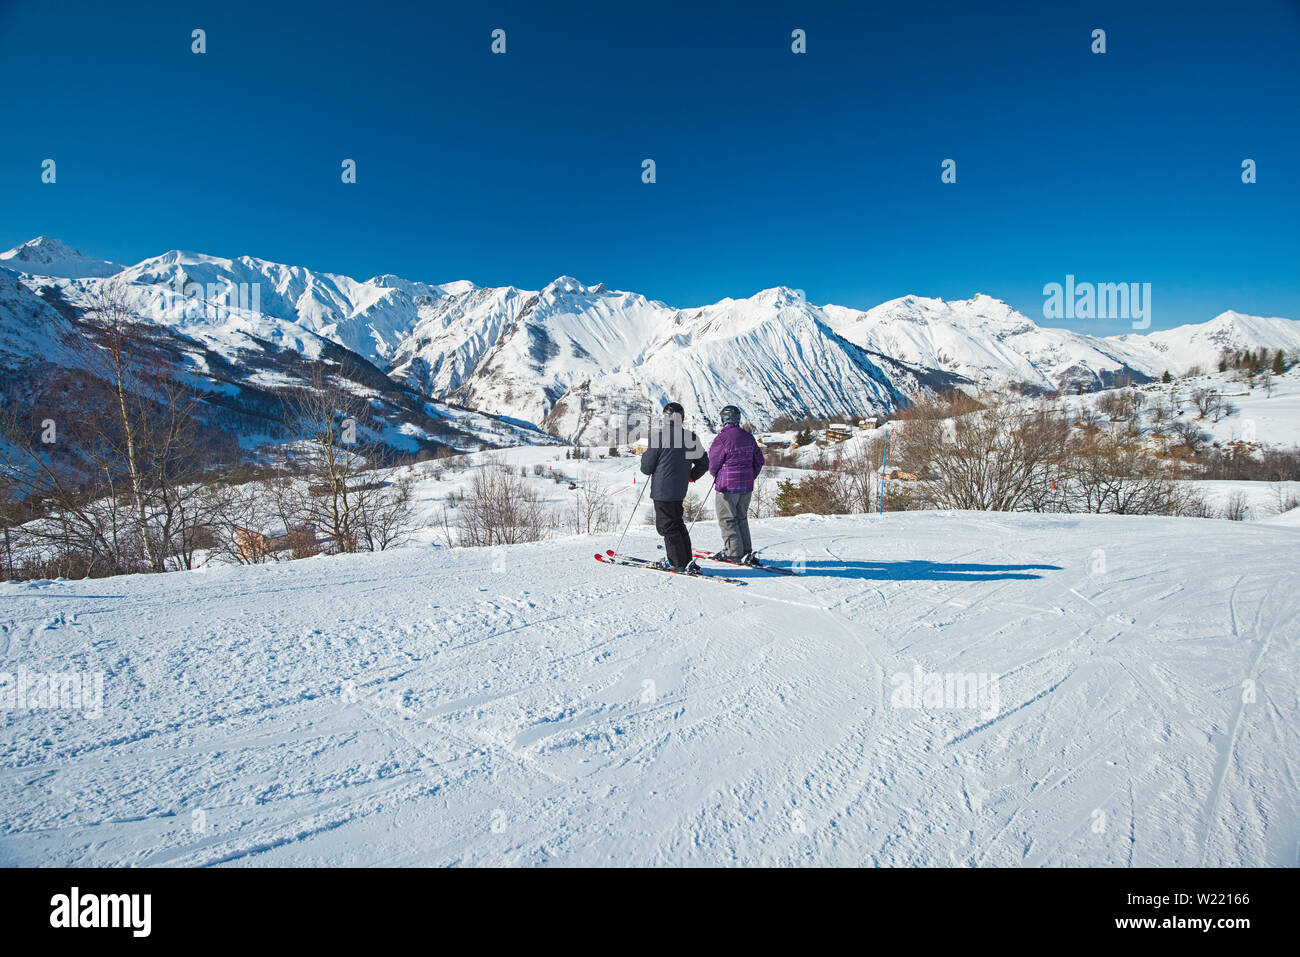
left=0, top=268, right=81, bottom=371
left=0, top=237, right=123, bottom=280
left=1, top=511, right=1294, bottom=866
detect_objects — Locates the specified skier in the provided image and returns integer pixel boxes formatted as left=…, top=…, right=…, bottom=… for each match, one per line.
left=705, top=405, right=765, bottom=564
left=640, top=401, right=709, bottom=573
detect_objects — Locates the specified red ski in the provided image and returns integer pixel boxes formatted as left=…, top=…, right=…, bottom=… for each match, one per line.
left=595, top=551, right=747, bottom=586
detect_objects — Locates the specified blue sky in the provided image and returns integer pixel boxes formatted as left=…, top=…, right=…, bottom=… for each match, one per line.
left=1, top=0, right=1297, bottom=331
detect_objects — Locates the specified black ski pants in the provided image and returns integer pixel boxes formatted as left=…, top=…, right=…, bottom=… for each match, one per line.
left=654, top=499, right=693, bottom=568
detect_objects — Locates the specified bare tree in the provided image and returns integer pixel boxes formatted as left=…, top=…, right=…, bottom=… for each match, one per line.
left=0, top=316, right=214, bottom=578
left=893, top=396, right=1070, bottom=512
left=1097, top=387, right=1144, bottom=423
left=1191, top=388, right=1222, bottom=420
left=0, top=412, right=21, bottom=577
left=570, top=470, right=616, bottom=534
left=452, top=462, right=551, bottom=546
left=1059, top=431, right=1195, bottom=515
left=830, top=436, right=885, bottom=513
left=1171, top=420, right=1210, bottom=454
left=749, top=476, right=772, bottom=519
left=354, top=473, right=416, bottom=551
left=81, top=282, right=167, bottom=570
left=1271, top=480, right=1300, bottom=515
left=278, top=364, right=416, bottom=554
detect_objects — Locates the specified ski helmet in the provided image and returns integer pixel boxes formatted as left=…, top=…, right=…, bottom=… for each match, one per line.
left=663, top=401, right=685, bottom=418
left=720, top=405, right=742, bottom=425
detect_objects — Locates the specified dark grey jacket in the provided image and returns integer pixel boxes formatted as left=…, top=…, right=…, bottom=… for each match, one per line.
left=640, top=419, right=709, bottom=501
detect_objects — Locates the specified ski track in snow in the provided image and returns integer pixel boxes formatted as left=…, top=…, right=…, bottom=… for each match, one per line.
left=0, top=511, right=1296, bottom=867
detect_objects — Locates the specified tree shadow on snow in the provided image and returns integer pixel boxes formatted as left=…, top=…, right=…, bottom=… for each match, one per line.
left=763, top=559, right=1061, bottom=582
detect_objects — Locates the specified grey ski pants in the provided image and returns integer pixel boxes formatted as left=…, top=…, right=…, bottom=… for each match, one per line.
left=715, top=491, right=753, bottom=558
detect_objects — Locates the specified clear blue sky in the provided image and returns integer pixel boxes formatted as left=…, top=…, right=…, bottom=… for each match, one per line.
left=2, top=0, right=1297, bottom=331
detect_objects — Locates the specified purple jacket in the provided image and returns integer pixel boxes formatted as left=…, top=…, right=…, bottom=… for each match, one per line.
left=708, top=424, right=765, bottom=494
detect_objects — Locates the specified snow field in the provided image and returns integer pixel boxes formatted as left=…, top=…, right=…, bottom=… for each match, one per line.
left=1, top=510, right=1295, bottom=866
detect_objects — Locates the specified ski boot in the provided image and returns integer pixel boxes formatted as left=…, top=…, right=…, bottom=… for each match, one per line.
left=657, top=558, right=701, bottom=576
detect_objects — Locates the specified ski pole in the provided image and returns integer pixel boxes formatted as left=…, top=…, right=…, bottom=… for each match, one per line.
left=687, top=474, right=716, bottom=536
left=613, top=472, right=648, bottom=557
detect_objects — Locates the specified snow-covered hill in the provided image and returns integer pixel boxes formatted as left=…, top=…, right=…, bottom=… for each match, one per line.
left=1, top=510, right=1294, bottom=866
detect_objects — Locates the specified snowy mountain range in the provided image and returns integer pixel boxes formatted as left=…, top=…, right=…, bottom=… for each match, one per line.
left=3, top=236, right=1298, bottom=444
left=0, top=242, right=548, bottom=458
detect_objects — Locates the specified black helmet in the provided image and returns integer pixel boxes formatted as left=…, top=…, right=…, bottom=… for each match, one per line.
left=663, top=401, right=685, bottom=418
left=720, top=405, right=742, bottom=425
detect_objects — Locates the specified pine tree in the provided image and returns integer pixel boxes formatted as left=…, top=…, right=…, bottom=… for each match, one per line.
left=1161, top=370, right=1172, bottom=383
left=1273, top=349, right=1286, bottom=375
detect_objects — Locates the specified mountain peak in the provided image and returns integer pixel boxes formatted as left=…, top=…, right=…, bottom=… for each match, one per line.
left=544, top=276, right=589, bottom=296
left=750, top=286, right=808, bottom=307
left=0, top=237, right=124, bottom=279
left=5, top=235, right=75, bottom=255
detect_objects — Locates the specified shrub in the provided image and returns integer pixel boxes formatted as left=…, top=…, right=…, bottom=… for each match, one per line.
left=1220, top=491, right=1251, bottom=522
left=774, top=473, right=851, bottom=516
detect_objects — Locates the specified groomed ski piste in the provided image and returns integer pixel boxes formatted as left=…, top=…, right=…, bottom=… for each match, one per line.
left=2, top=508, right=1297, bottom=867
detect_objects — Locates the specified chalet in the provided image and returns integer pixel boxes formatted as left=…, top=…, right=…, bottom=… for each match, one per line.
left=233, top=524, right=320, bottom=562
left=826, top=424, right=853, bottom=442
left=758, top=433, right=791, bottom=449
left=857, top=417, right=878, bottom=430
left=233, top=526, right=274, bottom=563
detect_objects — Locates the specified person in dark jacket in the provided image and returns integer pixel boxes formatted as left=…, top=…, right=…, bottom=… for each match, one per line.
left=640, top=401, right=709, bottom=572
left=706, top=405, right=765, bottom=563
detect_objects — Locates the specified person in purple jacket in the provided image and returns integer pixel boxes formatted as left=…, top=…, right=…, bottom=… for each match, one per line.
left=706, top=405, right=765, bottom=564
